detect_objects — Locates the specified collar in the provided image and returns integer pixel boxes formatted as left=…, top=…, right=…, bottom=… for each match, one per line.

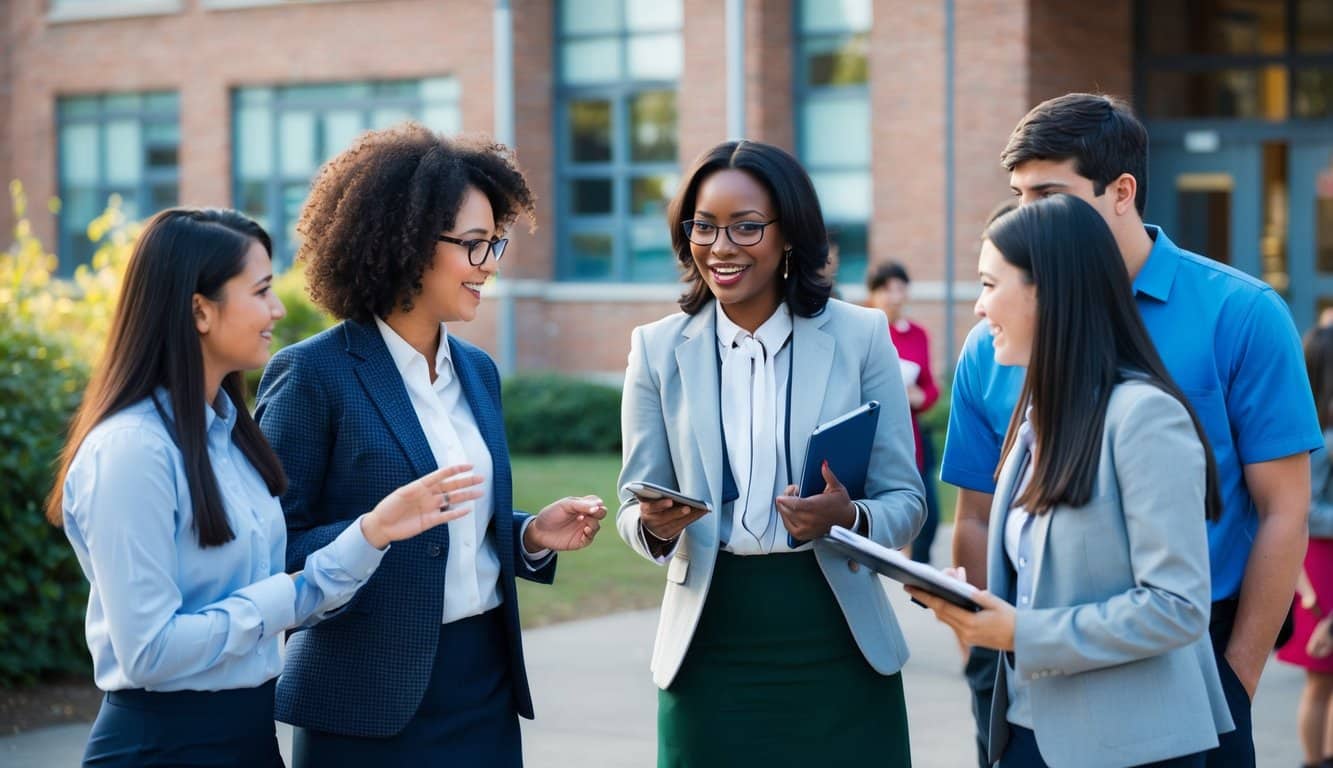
left=1132, top=225, right=1182, bottom=303
left=374, top=316, right=452, bottom=379
left=152, top=386, right=236, bottom=436
left=715, top=302, right=793, bottom=354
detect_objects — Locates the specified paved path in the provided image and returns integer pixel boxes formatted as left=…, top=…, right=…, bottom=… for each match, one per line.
left=1, top=529, right=1308, bottom=766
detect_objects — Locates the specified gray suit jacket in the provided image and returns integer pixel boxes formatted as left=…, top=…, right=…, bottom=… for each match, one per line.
left=987, top=380, right=1234, bottom=768
left=616, top=299, right=926, bottom=689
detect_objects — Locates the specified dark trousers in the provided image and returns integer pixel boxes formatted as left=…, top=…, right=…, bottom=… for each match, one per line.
left=965, top=646, right=999, bottom=768
left=998, top=724, right=1205, bottom=768
left=1205, top=597, right=1256, bottom=768
left=292, top=608, right=521, bottom=768
left=82, top=679, right=283, bottom=767
left=909, top=431, right=941, bottom=565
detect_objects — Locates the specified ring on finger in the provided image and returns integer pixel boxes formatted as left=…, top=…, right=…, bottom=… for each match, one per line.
left=441, top=491, right=452, bottom=511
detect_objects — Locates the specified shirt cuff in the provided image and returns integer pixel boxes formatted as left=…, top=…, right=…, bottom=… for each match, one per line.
left=519, top=517, right=554, bottom=570
left=235, top=572, right=298, bottom=642
left=325, top=514, right=390, bottom=580
left=638, top=521, right=678, bottom=564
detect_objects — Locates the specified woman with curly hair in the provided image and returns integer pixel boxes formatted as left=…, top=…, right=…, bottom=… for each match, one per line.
left=254, top=123, right=606, bottom=767
left=616, top=139, right=925, bottom=766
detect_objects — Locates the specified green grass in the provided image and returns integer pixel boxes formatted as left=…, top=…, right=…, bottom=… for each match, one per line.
left=511, top=453, right=959, bottom=627
left=512, top=454, right=663, bottom=628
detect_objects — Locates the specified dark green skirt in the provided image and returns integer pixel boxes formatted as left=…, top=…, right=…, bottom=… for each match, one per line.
left=658, top=550, right=911, bottom=767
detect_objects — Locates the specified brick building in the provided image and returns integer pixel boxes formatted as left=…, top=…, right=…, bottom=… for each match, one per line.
left=2, top=0, right=1331, bottom=378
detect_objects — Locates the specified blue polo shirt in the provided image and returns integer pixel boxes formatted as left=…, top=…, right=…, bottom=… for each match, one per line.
left=941, top=225, right=1322, bottom=602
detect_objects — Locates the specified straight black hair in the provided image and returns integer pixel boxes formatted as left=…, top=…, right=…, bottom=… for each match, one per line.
left=988, top=195, right=1219, bottom=520
left=667, top=140, right=833, bottom=317
left=48, top=208, right=288, bottom=546
left=1000, top=93, right=1150, bottom=216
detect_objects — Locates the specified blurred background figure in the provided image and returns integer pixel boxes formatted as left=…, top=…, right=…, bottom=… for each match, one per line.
left=866, top=261, right=940, bottom=563
left=1278, top=324, right=1333, bottom=768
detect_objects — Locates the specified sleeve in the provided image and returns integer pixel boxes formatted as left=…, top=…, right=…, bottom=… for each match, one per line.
left=615, top=325, right=677, bottom=565
left=1011, top=389, right=1212, bottom=680
left=940, top=323, right=1004, bottom=493
left=1226, top=290, right=1324, bottom=464
left=67, top=430, right=297, bottom=688
left=857, top=313, right=927, bottom=549
left=515, top=514, right=558, bottom=583
left=1309, top=442, right=1333, bottom=538
left=291, top=513, right=388, bottom=625
left=254, top=346, right=363, bottom=614
left=913, top=324, right=940, bottom=413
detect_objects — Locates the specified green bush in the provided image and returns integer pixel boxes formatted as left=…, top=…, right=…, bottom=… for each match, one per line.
left=502, top=374, right=622, bottom=454
left=0, top=319, right=91, bottom=685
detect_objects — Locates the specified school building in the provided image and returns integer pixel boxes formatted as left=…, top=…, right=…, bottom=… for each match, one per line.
left=2, top=0, right=1331, bottom=377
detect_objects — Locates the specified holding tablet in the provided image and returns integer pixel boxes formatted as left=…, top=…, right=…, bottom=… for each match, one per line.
left=622, top=481, right=711, bottom=512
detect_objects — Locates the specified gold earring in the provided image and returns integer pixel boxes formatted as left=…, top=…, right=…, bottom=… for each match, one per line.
left=783, top=250, right=791, bottom=280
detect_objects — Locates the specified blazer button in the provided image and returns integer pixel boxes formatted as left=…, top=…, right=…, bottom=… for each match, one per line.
left=427, top=543, right=443, bottom=558
left=847, top=559, right=861, bottom=573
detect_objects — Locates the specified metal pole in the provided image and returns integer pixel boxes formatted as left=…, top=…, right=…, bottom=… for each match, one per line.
left=494, top=0, right=517, bottom=376
left=943, top=0, right=956, bottom=368
left=726, top=0, right=746, bottom=140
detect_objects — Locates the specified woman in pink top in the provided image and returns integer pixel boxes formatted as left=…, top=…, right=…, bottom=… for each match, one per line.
left=868, top=261, right=940, bottom=563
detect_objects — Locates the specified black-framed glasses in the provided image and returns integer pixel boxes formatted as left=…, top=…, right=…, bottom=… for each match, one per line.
left=437, top=234, right=508, bottom=266
left=681, top=219, right=777, bottom=247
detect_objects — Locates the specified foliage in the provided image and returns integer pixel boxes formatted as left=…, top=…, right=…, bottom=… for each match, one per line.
left=502, top=374, right=622, bottom=454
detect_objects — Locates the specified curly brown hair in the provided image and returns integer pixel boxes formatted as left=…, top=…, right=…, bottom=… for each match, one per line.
left=297, top=122, right=536, bottom=322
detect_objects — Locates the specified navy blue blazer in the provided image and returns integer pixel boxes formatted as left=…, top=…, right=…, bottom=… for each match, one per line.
left=255, top=319, right=556, bottom=738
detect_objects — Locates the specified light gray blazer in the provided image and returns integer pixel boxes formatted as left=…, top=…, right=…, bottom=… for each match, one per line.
left=616, top=299, right=926, bottom=689
left=987, top=380, right=1234, bottom=768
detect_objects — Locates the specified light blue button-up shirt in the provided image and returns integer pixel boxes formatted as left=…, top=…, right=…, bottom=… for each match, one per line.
left=61, top=391, right=387, bottom=692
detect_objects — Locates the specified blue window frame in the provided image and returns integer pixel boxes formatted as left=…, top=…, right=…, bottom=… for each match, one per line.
left=794, top=0, right=872, bottom=284
left=232, top=78, right=461, bottom=270
left=57, top=91, right=180, bottom=274
left=556, top=0, right=682, bottom=282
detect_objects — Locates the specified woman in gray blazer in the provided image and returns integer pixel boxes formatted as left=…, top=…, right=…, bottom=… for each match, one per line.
left=616, top=140, right=926, bottom=767
left=909, top=194, right=1234, bottom=767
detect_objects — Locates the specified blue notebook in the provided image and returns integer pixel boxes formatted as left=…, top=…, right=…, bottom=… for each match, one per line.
left=789, top=400, right=880, bottom=547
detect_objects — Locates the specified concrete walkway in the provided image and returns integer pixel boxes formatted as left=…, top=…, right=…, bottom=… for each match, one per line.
left=1, top=529, right=1308, bottom=766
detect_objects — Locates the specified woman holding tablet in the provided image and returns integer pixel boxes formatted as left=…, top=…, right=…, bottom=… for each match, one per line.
left=616, top=139, right=925, bottom=767
left=908, top=195, right=1234, bottom=767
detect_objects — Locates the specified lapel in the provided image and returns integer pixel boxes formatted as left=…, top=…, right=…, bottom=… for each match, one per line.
left=675, top=304, right=723, bottom=543
left=787, top=308, right=835, bottom=483
left=450, top=337, right=514, bottom=570
left=986, top=435, right=1056, bottom=603
left=344, top=320, right=437, bottom=479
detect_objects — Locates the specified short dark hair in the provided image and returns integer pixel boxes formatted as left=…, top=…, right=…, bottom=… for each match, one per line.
left=986, top=194, right=1218, bottom=520
left=865, top=261, right=910, bottom=292
left=1305, top=325, right=1333, bottom=431
left=667, top=140, right=833, bottom=317
left=298, top=123, right=535, bottom=323
left=1000, top=93, right=1149, bottom=216
left=47, top=209, right=287, bottom=546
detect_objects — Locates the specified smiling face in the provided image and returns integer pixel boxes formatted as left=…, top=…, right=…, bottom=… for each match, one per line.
left=975, top=239, right=1037, bottom=367
left=196, top=239, right=285, bottom=381
left=689, top=168, right=785, bottom=331
left=421, top=184, right=500, bottom=324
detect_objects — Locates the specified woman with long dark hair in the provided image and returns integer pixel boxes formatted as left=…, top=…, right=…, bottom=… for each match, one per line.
left=47, top=208, right=480, bottom=767
left=616, top=139, right=925, bottom=766
left=909, top=194, right=1234, bottom=767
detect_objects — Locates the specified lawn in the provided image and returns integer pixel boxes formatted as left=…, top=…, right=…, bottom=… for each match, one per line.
left=511, top=454, right=957, bottom=628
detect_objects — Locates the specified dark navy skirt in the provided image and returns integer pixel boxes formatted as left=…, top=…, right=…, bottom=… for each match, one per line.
left=82, top=679, right=283, bottom=767
left=292, top=607, right=521, bottom=767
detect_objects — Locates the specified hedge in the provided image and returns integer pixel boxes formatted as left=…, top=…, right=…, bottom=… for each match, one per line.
left=502, top=374, right=622, bottom=454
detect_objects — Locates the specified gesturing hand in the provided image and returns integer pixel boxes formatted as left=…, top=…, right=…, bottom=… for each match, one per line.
left=774, top=460, right=857, bottom=541
left=525, top=495, right=608, bottom=552
left=637, top=496, right=710, bottom=552
left=360, top=464, right=484, bottom=550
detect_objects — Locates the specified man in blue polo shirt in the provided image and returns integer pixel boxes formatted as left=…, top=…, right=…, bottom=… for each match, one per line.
left=943, top=93, right=1321, bottom=768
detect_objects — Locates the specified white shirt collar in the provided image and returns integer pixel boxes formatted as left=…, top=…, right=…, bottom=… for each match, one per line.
left=715, top=301, right=793, bottom=354
left=374, top=316, right=452, bottom=379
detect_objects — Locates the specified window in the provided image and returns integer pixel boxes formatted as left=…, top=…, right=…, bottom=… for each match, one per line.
left=232, top=78, right=461, bottom=269
left=48, top=0, right=181, bottom=22
left=557, top=0, right=682, bottom=281
left=1137, top=0, right=1333, bottom=120
left=57, top=91, right=180, bottom=273
left=795, top=0, right=872, bottom=283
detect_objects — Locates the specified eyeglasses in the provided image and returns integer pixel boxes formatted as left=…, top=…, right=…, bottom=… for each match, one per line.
left=681, top=219, right=777, bottom=247
left=437, top=235, right=508, bottom=266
